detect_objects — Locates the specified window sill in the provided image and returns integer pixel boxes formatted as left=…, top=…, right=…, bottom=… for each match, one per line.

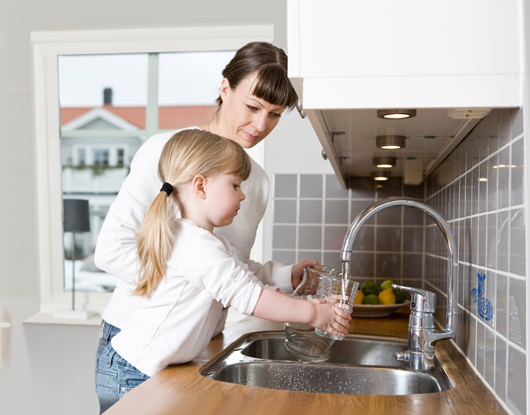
left=23, top=311, right=102, bottom=327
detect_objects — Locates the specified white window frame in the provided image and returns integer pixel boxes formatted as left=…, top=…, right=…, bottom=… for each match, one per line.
left=31, top=24, right=272, bottom=315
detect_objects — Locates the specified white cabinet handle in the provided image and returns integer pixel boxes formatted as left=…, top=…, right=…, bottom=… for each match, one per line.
left=0, top=323, right=10, bottom=328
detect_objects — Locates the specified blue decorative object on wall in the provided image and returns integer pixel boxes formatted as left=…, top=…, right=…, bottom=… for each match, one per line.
left=471, top=273, right=493, bottom=321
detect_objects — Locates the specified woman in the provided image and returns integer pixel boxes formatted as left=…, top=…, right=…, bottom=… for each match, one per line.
left=93, top=42, right=315, bottom=381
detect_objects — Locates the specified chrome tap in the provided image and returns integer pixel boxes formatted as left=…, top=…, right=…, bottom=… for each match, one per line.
left=341, top=197, right=458, bottom=371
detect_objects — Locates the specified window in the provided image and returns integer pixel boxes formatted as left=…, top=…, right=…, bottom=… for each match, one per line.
left=31, top=24, right=273, bottom=314
left=59, top=51, right=236, bottom=295
left=93, top=149, right=109, bottom=166
left=78, top=148, right=86, bottom=166
left=116, top=149, right=125, bottom=166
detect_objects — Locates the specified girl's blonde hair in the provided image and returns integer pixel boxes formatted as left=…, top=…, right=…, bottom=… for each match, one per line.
left=135, top=129, right=251, bottom=297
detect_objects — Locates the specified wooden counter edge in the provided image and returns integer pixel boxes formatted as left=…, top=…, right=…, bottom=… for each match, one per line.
left=104, top=313, right=509, bottom=415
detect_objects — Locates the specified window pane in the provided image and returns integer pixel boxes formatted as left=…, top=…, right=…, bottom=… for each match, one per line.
left=59, top=54, right=148, bottom=107
left=59, top=53, right=149, bottom=293
left=157, top=50, right=236, bottom=129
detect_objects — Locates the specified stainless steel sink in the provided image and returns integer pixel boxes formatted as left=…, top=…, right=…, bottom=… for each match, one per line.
left=241, top=334, right=408, bottom=367
left=201, top=332, right=453, bottom=395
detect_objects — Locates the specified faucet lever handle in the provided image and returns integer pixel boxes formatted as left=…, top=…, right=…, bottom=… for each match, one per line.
left=392, top=284, right=436, bottom=313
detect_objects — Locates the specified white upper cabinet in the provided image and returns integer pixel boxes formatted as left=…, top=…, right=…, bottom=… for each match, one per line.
left=287, top=0, right=522, bottom=187
left=288, top=0, right=521, bottom=110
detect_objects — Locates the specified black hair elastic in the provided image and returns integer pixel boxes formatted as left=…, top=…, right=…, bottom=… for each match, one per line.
left=160, top=182, right=174, bottom=196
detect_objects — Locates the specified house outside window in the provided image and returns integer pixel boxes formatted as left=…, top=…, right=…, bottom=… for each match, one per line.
left=31, top=24, right=272, bottom=314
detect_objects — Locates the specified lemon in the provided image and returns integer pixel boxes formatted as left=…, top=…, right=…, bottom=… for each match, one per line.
left=363, top=294, right=380, bottom=305
left=395, top=291, right=406, bottom=304
left=380, top=279, right=395, bottom=291
left=354, top=291, right=365, bottom=305
left=378, top=287, right=396, bottom=305
left=361, top=281, right=379, bottom=296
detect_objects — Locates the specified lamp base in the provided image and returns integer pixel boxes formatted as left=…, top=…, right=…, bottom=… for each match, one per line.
left=53, top=310, right=93, bottom=320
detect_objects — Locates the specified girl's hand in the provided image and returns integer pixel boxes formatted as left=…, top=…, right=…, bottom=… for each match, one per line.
left=290, top=260, right=320, bottom=291
left=308, top=299, right=351, bottom=337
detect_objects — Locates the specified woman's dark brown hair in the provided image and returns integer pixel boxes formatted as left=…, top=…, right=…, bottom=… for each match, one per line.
left=216, top=42, right=298, bottom=110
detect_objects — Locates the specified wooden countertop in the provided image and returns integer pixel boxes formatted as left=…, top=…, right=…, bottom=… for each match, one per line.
left=105, top=308, right=508, bottom=415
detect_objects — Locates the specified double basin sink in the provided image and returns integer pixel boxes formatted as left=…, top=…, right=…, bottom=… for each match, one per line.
left=201, top=332, right=453, bottom=396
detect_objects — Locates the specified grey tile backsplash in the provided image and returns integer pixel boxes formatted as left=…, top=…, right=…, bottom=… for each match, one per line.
left=272, top=108, right=526, bottom=415
left=426, top=108, right=526, bottom=415
left=273, top=173, right=424, bottom=286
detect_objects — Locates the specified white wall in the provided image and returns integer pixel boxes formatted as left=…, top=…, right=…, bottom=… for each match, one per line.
left=0, top=2, right=288, bottom=414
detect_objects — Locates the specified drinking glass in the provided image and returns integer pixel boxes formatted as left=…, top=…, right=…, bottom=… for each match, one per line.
left=315, top=275, right=360, bottom=341
left=284, top=265, right=337, bottom=362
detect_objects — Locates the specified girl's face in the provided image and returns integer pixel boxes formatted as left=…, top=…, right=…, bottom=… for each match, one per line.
left=205, top=171, right=246, bottom=229
left=218, top=73, right=286, bottom=149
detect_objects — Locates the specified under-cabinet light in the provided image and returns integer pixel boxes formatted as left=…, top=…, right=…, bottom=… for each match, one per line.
left=372, top=171, right=391, bottom=181
left=373, top=156, right=396, bottom=168
left=376, top=135, right=406, bottom=150
left=493, top=164, right=517, bottom=169
left=377, top=109, right=417, bottom=120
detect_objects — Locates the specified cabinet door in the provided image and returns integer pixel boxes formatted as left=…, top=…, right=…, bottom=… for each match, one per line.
left=288, top=0, right=521, bottom=109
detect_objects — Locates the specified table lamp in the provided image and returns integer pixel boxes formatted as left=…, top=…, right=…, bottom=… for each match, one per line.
left=53, top=199, right=93, bottom=320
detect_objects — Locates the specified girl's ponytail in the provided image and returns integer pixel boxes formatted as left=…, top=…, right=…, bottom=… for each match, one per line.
left=134, top=129, right=251, bottom=297
left=135, top=189, right=175, bottom=297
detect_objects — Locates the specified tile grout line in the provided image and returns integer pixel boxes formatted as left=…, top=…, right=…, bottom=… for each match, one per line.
left=400, top=183, right=404, bottom=284
left=294, top=174, right=301, bottom=264
left=504, top=140, right=512, bottom=408
left=321, top=174, right=325, bottom=265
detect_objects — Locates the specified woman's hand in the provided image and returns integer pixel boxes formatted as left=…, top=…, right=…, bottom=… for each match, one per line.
left=308, top=299, right=351, bottom=337
left=290, top=260, right=320, bottom=291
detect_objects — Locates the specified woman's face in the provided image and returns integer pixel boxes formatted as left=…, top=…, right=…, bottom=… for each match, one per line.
left=218, top=73, right=286, bottom=149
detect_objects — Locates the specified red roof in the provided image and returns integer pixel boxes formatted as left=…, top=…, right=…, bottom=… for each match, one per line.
left=61, top=105, right=217, bottom=130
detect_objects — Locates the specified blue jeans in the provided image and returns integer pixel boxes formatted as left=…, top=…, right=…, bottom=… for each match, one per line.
left=95, top=321, right=150, bottom=413
left=96, top=320, right=121, bottom=369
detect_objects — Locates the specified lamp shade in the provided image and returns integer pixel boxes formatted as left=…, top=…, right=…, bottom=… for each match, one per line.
left=63, top=199, right=91, bottom=233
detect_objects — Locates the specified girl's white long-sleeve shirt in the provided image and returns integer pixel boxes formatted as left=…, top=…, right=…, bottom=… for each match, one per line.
left=94, top=128, right=292, bottom=330
left=111, top=218, right=263, bottom=377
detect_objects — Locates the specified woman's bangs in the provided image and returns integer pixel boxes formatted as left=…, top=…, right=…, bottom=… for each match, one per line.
left=251, top=64, right=298, bottom=110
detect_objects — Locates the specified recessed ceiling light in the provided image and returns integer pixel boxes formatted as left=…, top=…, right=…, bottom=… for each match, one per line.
left=377, top=109, right=417, bottom=120
left=372, top=171, right=391, bottom=181
left=376, top=135, right=406, bottom=150
left=373, top=157, right=396, bottom=168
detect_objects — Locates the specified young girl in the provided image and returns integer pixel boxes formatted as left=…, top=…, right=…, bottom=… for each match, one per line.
left=95, top=129, right=351, bottom=411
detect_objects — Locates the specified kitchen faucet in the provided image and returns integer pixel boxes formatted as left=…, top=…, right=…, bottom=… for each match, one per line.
left=341, top=197, right=458, bottom=371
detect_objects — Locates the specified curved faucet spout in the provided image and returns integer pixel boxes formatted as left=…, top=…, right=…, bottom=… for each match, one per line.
left=341, top=197, right=458, bottom=349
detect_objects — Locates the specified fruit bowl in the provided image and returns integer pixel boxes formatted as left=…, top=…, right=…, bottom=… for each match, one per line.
left=351, top=301, right=410, bottom=318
